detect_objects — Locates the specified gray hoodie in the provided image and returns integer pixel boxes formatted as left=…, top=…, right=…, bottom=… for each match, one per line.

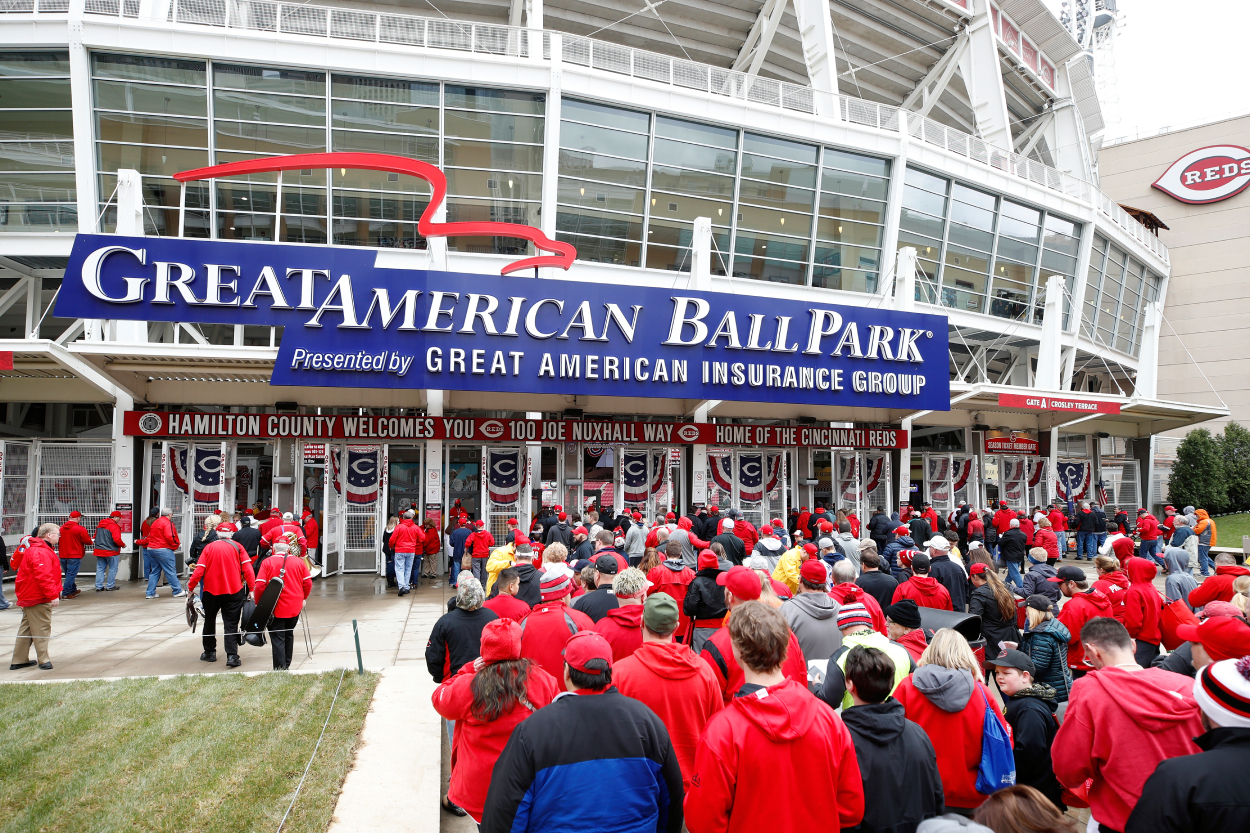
left=836, top=531, right=862, bottom=575
left=911, top=664, right=976, bottom=713
left=1164, top=546, right=1199, bottom=610
left=781, top=592, right=842, bottom=666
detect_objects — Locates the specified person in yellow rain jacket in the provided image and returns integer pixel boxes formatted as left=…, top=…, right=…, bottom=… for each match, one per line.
left=484, top=542, right=517, bottom=596
left=773, top=542, right=817, bottom=595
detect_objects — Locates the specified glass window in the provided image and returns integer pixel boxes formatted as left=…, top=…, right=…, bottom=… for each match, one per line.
left=92, top=53, right=205, bottom=86
left=558, top=179, right=646, bottom=215
left=826, top=148, right=890, bottom=178
left=332, top=130, right=437, bottom=162
left=822, top=169, right=888, bottom=201
left=560, top=121, right=648, bottom=160
left=214, top=64, right=325, bottom=96
left=653, top=138, right=737, bottom=175
left=655, top=116, right=736, bottom=149
left=743, top=133, right=817, bottom=165
left=213, top=90, right=326, bottom=126
left=0, top=78, right=70, bottom=109
left=0, top=52, right=71, bottom=77
left=446, top=86, right=543, bottom=114
left=558, top=151, right=647, bottom=186
left=330, top=75, right=437, bottom=104
left=444, top=111, right=544, bottom=144
left=905, top=167, right=948, bottom=195
left=740, top=154, right=817, bottom=189
left=562, top=98, right=649, bottom=133
left=93, top=80, right=208, bottom=117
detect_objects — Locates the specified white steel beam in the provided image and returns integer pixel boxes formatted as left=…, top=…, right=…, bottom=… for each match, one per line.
left=901, top=31, right=970, bottom=119
left=792, top=0, right=840, bottom=115
left=732, top=0, right=788, bottom=76
left=1034, top=274, right=1064, bottom=389
left=958, top=0, right=1012, bottom=149
left=1013, top=110, right=1054, bottom=157
left=0, top=276, right=32, bottom=319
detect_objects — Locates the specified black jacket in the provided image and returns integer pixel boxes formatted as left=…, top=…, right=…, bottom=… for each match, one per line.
left=1152, top=641, right=1196, bottom=678
left=969, top=583, right=1020, bottom=660
left=188, top=528, right=218, bottom=565
left=856, top=570, right=899, bottom=613
left=544, top=521, right=574, bottom=548
left=1127, top=727, right=1250, bottom=833
left=1004, top=685, right=1063, bottom=811
left=998, top=528, right=1029, bottom=564
left=908, top=518, right=934, bottom=547
left=424, top=606, right=499, bottom=683
left=572, top=586, right=618, bottom=622
left=487, top=562, right=541, bottom=608
left=928, top=554, right=969, bottom=612
left=842, top=699, right=944, bottom=833
left=1076, top=509, right=1099, bottom=533
left=867, top=512, right=893, bottom=549
left=711, top=532, right=746, bottom=566
left=683, top=568, right=728, bottom=621
left=233, top=525, right=261, bottom=558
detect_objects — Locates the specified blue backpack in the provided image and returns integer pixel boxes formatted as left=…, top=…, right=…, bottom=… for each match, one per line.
left=975, top=686, right=1016, bottom=795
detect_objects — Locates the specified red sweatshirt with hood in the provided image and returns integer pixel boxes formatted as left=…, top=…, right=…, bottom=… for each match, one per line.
left=518, top=600, right=595, bottom=681
left=732, top=519, right=758, bottom=551
left=891, top=575, right=953, bottom=610
left=1052, top=667, right=1202, bottom=831
left=1123, top=557, right=1162, bottom=646
left=1056, top=588, right=1112, bottom=670
left=614, top=641, right=724, bottom=793
left=700, top=625, right=808, bottom=705
left=593, top=603, right=644, bottom=660
left=1093, top=569, right=1130, bottom=624
left=892, top=666, right=1011, bottom=811
left=1188, top=563, right=1250, bottom=607
left=684, top=678, right=864, bottom=833
left=830, top=583, right=888, bottom=636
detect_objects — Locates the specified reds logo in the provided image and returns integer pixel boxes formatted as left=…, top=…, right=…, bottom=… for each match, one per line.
left=676, top=425, right=702, bottom=443
left=1153, top=145, right=1250, bottom=205
left=479, top=420, right=505, bottom=440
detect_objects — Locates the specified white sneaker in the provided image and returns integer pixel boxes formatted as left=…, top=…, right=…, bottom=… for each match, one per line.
left=146, top=593, right=159, bottom=599
left=172, top=591, right=187, bottom=598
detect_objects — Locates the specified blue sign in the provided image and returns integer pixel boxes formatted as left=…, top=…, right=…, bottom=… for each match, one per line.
left=56, top=234, right=951, bottom=410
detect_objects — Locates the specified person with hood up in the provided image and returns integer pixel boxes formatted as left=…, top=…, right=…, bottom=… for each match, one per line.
left=710, top=516, right=746, bottom=566
left=92, top=510, right=124, bottom=592
left=988, top=649, right=1064, bottom=811
left=685, top=601, right=864, bottom=833
left=432, top=617, right=559, bottom=822
left=731, top=509, right=758, bottom=552
left=781, top=559, right=842, bottom=667
left=966, top=510, right=985, bottom=546
left=867, top=507, right=894, bottom=554
left=685, top=549, right=729, bottom=653
left=1158, top=605, right=1250, bottom=678
left=1189, top=551, right=1250, bottom=607
left=1019, top=595, right=1072, bottom=706
left=593, top=567, right=647, bottom=660
left=1162, top=545, right=1198, bottom=611
left=1021, top=548, right=1061, bottom=611
left=648, top=540, right=695, bottom=634
left=483, top=536, right=519, bottom=596
left=1127, top=656, right=1250, bottom=833
left=487, top=540, right=542, bottom=608
left=1051, top=565, right=1113, bottom=675
left=841, top=645, right=945, bottom=833
left=518, top=569, right=595, bottom=680
left=615, top=592, right=723, bottom=794
left=893, top=628, right=1012, bottom=815
left=751, top=524, right=785, bottom=572
left=543, top=511, right=573, bottom=547
left=834, top=521, right=863, bottom=574
left=884, top=525, right=918, bottom=580
left=672, top=515, right=711, bottom=569
left=926, top=536, right=968, bottom=612
left=1194, top=508, right=1217, bottom=576
left=885, top=599, right=929, bottom=662
left=820, top=602, right=913, bottom=710
left=968, top=563, right=1021, bottom=662
left=772, top=541, right=817, bottom=595
left=1052, top=617, right=1202, bottom=833
left=1123, top=556, right=1164, bottom=666
left=1092, top=554, right=1130, bottom=625
left=855, top=549, right=899, bottom=612
left=892, top=553, right=953, bottom=610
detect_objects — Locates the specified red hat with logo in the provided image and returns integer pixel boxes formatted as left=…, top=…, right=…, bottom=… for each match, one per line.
left=803, top=543, right=818, bottom=558
left=475, top=519, right=485, bottom=528
left=800, top=560, right=827, bottom=585
left=759, top=525, right=773, bottom=537
left=110, top=510, right=122, bottom=518
left=632, top=511, right=642, bottom=520
left=716, top=565, right=762, bottom=600
left=562, top=631, right=614, bottom=673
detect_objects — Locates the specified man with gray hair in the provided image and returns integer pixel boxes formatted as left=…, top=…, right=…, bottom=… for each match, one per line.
left=425, top=573, right=498, bottom=683
left=999, top=517, right=1029, bottom=591
left=593, top=568, right=648, bottom=660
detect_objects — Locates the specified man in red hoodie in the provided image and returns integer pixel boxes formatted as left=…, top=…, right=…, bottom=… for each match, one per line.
left=1051, top=564, right=1113, bottom=675
left=730, top=509, right=758, bottom=552
left=992, top=502, right=1016, bottom=535
left=1188, top=552, right=1250, bottom=607
left=616, top=591, right=723, bottom=793
left=890, top=553, right=952, bottom=610
left=594, top=567, right=646, bottom=660
left=92, top=510, right=124, bottom=592
left=1124, top=556, right=1163, bottom=666
left=700, top=565, right=808, bottom=704
left=9, top=525, right=62, bottom=671
left=519, top=569, right=595, bottom=680
left=647, top=540, right=695, bottom=639
left=187, top=527, right=257, bottom=668
left=1135, top=509, right=1162, bottom=565
left=685, top=601, right=864, bottom=833
left=57, top=510, right=93, bottom=599
left=465, top=519, right=496, bottom=584
left=1053, top=617, right=1202, bottom=833
left=389, top=509, right=425, bottom=596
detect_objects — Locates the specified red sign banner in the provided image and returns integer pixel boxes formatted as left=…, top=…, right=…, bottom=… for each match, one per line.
left=997, top=393, right=1121, bottom=415
left=123, top=411, right=906, bottom=449
left=0, top=351, right=12, bottom=371
left=985, top=437, right=1040, bottom=455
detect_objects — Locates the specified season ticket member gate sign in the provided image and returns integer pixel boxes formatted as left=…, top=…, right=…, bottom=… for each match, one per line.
left=58, top=234, right=950, bottom=410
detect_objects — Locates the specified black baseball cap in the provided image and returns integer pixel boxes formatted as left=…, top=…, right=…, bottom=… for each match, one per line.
left=1047, top=565, right=1086, bottom=583
left=1025, top=594, right=1052, bottom=612
left=594, top=554, right=620, bottom=575
left=987, top=648, right=1036, bottom=676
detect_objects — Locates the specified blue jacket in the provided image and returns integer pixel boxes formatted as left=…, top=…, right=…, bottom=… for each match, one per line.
left=883, top=535, right=916, bottom=579
left=450, top=526, right=471, bottom=560
left=481, top=687, right=683, bottom=833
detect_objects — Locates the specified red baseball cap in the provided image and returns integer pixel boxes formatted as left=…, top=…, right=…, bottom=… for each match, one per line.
left=893, top=524, right=909, bottom=533
left=506, top=518, right=518, bottom=525
left=759, top=525, right=773, bottom=536
left=562, top=631, right=614, bottom=674
left=475, top=519, right=485, bottom=528
left=69, top=511, right=82, bottom=518
left=716, top=565, right=762, bottom=601
left=1176, top=617, right=1250, bottom=662
left=708, top=505, right=719, bottom=513
left=771, top=518, right=783, bottom=526
left=558, top=512, right=567, bottom=521
left=632, top=511, right=642, bottom=520
left=553, top=504, right=563, bottom=512
left=803, top=543, right=818, bottom=558
left=970, top=562, right=989, bottom=575
left=110, top=510, right=122, bottom=518
left=665, top=512, right=676, bottom=520
left=799, top=560, right=827, bottom=584
left=573, top=526, right=589, bottom=536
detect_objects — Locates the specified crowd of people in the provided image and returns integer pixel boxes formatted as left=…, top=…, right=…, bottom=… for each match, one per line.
left=426, top=499, right=1250, bottom=833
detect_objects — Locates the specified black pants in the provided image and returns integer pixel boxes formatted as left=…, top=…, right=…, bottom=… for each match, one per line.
left=268, top=615, right=299, bottom=669
left=202, top=589, right=245, bottom=655
left=1134, top=639, right=1160, bottom=667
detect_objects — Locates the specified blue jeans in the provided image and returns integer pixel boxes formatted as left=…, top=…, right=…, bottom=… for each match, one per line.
left=1139, top=539, right=1161, bottom=565
left=61, top=558, right=81, bottom=594
left=0, top=573, right=9, bottom=608
left=1004, top=560, right=1024, bottom=591
left=146, top=548, right=182, bottom=596
left=1198, top=544, right=1213, bottom=576
left=1054, top=531, right=1067, bottom=558
left=1076, top=531, right=1096, bottom=559
left=95, top=555, right=119, bottom=590
left=1096, top=533, right=1108, bottom=553
left=394, top=551, right=415, bottom=589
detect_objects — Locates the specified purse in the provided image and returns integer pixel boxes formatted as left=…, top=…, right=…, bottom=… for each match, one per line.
left=1160, top=595, right=1200, bottom=651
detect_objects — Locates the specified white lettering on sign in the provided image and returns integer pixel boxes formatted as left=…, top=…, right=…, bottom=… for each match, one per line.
left=1154, top=145, right=1250, bottom=204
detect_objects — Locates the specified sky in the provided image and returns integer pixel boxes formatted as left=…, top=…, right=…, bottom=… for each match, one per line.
left=1045, top=0, right=1250, bottom=142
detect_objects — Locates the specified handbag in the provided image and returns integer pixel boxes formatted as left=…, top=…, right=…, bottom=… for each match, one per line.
left=1160, top=595, right=1200, bottom=651
left=975, top=685, right=1016, bottom=795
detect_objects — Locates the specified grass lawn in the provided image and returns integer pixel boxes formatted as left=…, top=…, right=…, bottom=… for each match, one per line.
left=1212, top=512, right=1250, bottom=546
left=0, top=671, right=378, bottom=833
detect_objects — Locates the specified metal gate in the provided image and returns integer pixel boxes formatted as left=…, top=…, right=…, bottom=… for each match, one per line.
left=1, top=441, right=32, bottom=538
left=620, top=448, right=679, bottom=520
left=834, top=451, right=892, bottom=520
left=484, top=446, right=526, bottom=543
left=708, top=449, right=785, bottom=529
left=322, top=446, right=342, bottom=576
left=924, top=453, right=979, bottom=514
left=335, top=444, right=382, bottom=573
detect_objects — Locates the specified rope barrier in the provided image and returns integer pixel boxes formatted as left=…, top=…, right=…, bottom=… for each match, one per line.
left=275, top=666, right=348, bottom=833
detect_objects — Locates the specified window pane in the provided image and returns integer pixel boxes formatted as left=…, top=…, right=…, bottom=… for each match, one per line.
left=333, top=190, right=429, bottom=220
left=650, top=165, right=734, bottom=198
left=903, top=184, right=946, bottom=217
left=215, top=121, right=326, bottom=154
left=735, top=231, right=810, bottom=264
left=738, top=180, right=815, bottom=214
left=740, top=154, right=817, bottom=189
left=560, top=121, right=648, bottom=159
left=820, top=192, right=887, bottom=225
left=8, top=111, right=73, bottom=140
left=897, top=230, right=941, bottom=261
left=96, top=113, right=207, bottom=147
left=558, top=232, right=642, bottom=267
left=0, top=141, right=73, bottom=172
left=0, top=52, right=71, bottom=77
left=93, top=80, right=208, bottom=117
left=737, top=204, right=811, bottom=237
left=998, top=214, right=1040, bottom=244
left=815, top=217, right=883, bottom=248
left=445, top=169, right=542, bottom=201
left=822, top=168, right=888, bottom=200
left=814, top=243, right=881, bottom=272
left=0, top=79, right=70, bottom=109
left=655, top=116, right=736, bottom=149
left=330, top=75, right=438, bottom=105
left=331, top=103, right=438, bottom=134
left=556, top=208, right=644, bottom=241
left=952, top=183, right=996, bottom=211
left=744, top=133, right=816, bottom=164
left=813, top=266, right=879, bottom=293
left=946, top=246, right=989, bottom=276
left=0, top=203, right=77, bottom=231
left=558, top=151, right=647, bottom=187
left=0, top=173, right=75, bottom=201
left=444, top=110, right=544, bottom=144
left=649, top=191, right=731, bottom=225
left=333, top=167, right=428, bottom=195
left=93, top=53, right=205, bottom=85
left=949, top=198, right=994, bottom=231
left=995, top=237, right=1038, bottom=264
left=1040, top=248, right=1077, bottom=276
left=443, top=140, right=543, bottom=172
left=733, top=256, right=807, bottom=285
left=557, top=178, right=645, bottom=215
left=947, top=221, right=993, bottom=253
left=562, top=99, right=649, bottom=134
left=445, top=86, right=544, bottom=115
left=653, top=138, right=736, bottom=174
left=97, top=143, right=208, bottom=177
left=215, top=64, right=325, bottom=96
left=826, top=149, right=890, bottom=178
left=945, top=265, right=988, bottom=295
left=332, top=130, right=437, bottom=162
left=905, top=167, right=947, bottom=195
left=1044, top=213, right=1077, bottom=239
left=213, top=90, right=325, bottom=125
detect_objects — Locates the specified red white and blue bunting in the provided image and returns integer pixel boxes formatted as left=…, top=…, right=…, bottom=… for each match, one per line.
left=710, top=454, right=780, bottom=502
left=1056, top=461, right=1090, bottom=500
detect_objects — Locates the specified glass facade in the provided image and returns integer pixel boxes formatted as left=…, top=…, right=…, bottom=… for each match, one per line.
left=1082, top=234, right=1160, bottom=357
left=0, top=52, right=76, bottom=233
left=899, top=165, right=1081, bottom=324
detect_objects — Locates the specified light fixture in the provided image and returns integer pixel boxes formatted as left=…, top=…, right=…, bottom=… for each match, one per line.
left=780, top=217, right=784, bottom=225
left=838, top=225, right=843, bottom=233
left=651, top=198, right=656, bottom=206
left=580, top=187, right=585, bottom=196
left=718, top=208, right=723, bottom=216
left=508, top=179, right=513, bottom=188
left=340, top=168, right=346, bottom=175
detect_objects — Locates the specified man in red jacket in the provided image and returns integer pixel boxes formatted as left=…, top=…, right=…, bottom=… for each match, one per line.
left=1053, top=617, right=1202, bottom=833
left=700, top=565, right=808, bottom=703
left=730, top=509, right=758, bottom=552
left=465, top=519, right=495, bottom=585
left=1188, top=552, right=1250, bottom=607
left=259, top=512, right=308, bottom=561
left=1047, top=502, right=1069, bottom=557
left=1051, top=564, right=1113, bottom=675
left=253, top=539, right=312, bottom=670
left=615, top=592, right=723, bottom=793
left=57, top=510, right=93, bottom=599
left=389, top=509, right=425, bottom=596
left=519, top=569, right=595, bottom=680
left=648, top=540, right=695, bottom=639
left=259, top=508, right=283, bottom=537
left=301, top=508, right=320, bottom=566
left=9, top=525, right=62, bottom=671
left=1124, top=556, right=1163, bottom=666
left=93, top=510, right=124, bottom=592
left=890, top=554, right=952, bottom=610
left=593, top=567, right=646, bottom=660
left=483, top=567, right=531, bottom=623
left=992, top=502, right=1016, bottom=535
left=1135, top=509, right=1162, bottom=565
left=139, top=507, right=184, bottom=599
left=685, top=601, right=864, bottom=833
left=187, top=527, right=257, bottom=668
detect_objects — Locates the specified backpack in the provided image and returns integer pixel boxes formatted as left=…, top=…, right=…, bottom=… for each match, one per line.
left=975, top=685, right=1016, bottom=794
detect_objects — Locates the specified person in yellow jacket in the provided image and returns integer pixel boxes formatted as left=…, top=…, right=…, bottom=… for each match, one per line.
left=772, top=542, right=817, bottom=594
left=483, top=542, right=516, bottom=596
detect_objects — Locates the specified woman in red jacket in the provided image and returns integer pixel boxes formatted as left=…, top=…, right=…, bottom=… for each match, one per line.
left=421, top=518, right=442, bottom=579
left=1092, top=555, right=1129, bottom=625
left=253, top=537, right=313, bottom=670
left=893, top=628, right=1012, bottom=814
left=1123, top=556, right=1163, bottom=667
left=431, top=617, right=559, bottom=822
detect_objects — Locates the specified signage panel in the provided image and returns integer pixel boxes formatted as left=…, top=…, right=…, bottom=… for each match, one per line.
left=58, top=234, right=950, bottom=411
left=1153, top=145, right=1250, bottom=204
left=997, top=393, right=1120, bottom=415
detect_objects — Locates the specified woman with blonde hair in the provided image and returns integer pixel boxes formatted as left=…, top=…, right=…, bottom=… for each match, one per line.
left=1232, top=574, right=1250, bottom=614
left=893, top=628, right=1010, bottom=815
left=1020, top=595, right=1071, bottom=704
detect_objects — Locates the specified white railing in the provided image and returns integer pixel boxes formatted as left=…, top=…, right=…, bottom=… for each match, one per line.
left=6, top=0, right=1168, bottom=264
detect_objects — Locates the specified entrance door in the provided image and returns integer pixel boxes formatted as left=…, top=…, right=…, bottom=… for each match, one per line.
left=924, top=453, right=978, bottom=515
left=708, top=450, right=785, bottom=528
left=484, top=446, right=526, bottom=543
left=160, top=441, right=191, bottom=571
left=621, top=448, right=680, bottom=520
left=1, top=440, right=33, bottom=539
left=834, top=451, right=892, bottom=521
left=334, top=445, right=382, bottom=573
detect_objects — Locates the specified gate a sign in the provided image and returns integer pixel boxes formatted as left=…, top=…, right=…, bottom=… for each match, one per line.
left=1153, top=145, right=1250, bottom=204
